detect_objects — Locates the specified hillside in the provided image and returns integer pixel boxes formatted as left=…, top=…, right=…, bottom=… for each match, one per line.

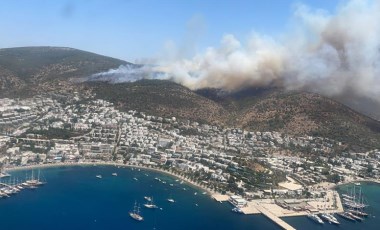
left=196, top=88, right=380, bottom=150
left=89, top=81, right=380, bottom=149
left=0, top=46, right=129, bottom=96
left=0, top=46, right=379, bottom=150
left=87, top=80, right=228, bottom=125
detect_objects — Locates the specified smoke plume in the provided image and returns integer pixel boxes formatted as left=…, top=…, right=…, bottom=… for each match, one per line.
left=89, top=0, right=380, bottom=110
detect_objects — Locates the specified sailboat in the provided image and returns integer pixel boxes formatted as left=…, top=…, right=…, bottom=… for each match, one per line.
left=36, top=170, right=47, bottom=185
left=129, top=201, right=144, bottom=221
left=25, top=170, right=39, bottom=189
left=348, top=186, right=369, bottom=217
left=343, top=184, right=369, bottom=215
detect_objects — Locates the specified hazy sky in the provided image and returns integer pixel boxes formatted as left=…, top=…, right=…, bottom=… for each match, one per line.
left=0, top=0, right=339, bottom=62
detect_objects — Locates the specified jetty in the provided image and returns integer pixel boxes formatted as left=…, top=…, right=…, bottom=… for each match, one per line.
left=255, top=205, right=296, bottom=230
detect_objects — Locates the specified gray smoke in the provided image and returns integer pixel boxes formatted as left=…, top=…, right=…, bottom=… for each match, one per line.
left=89, top=0, right=380, bottom=109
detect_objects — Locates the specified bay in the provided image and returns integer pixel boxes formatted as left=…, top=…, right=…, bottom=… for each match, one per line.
left=0, top=166, right=278, bottom=230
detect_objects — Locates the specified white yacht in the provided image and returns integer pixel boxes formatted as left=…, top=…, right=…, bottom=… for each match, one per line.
left=308, top=214, right=324, bottom=224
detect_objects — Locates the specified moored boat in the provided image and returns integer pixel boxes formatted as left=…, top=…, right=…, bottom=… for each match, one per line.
left=232, top=207, right=243, bottom=214
left=144, top=197, right=158, bottom=209
left=308, top=214, right=324, bottom=224
left=336, top=212, right=356, bottom=222
left=347, top=212, right=363, bottom=221
left=319, top=213, right=340, bottom=225
left=129, top=202, right=143, bottom=221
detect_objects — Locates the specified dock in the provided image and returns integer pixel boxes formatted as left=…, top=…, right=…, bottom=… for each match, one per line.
left=255, top=205, right=296, bottom=230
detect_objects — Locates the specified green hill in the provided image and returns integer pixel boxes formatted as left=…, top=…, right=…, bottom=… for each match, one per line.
left=0, top=46, right=128, bottom=96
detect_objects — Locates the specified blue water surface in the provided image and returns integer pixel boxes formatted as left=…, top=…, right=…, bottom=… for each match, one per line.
left=0, top=166, right=279, bottom=230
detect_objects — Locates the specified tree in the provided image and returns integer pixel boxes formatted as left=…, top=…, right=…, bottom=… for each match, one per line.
left=327, top=173, right=341, bottom=183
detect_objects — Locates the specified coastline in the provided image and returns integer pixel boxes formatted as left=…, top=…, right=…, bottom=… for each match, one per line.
left=5, top=162, right=219, bottom=196
left=331, top=178, right=380, bottom=189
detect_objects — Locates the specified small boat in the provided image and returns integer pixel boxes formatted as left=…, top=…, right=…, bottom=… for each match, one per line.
left=144, top=197, right=158, bottom=209
left=129, top=202, right=143, bottom=221
left=167, top=198, right=175, bottom=203
left=308, top=214, right=324, bottom=224
left=194, top=192, right=197, bottom=195
left=202, top=192, right=207, bottom=195
left=144, top=196, right=152, bottom=202
left=96, top=175, right=102, bottom=179
left=232, top=207, right=243, bottom=214
left=195, top=203, right=198, bottom=207
left=133, top=177, right=138, bottom=181
left=354, top=182, right=361, bottom=186
left=112, top=173, right=117, bottom=176
left=170, top=184, right=174, bottom=187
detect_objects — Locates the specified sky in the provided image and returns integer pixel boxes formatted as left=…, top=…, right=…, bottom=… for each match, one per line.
left=0, top=0, right=340, bottom=62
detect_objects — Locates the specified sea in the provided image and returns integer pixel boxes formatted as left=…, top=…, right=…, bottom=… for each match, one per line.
left=0, top=166, right=379, bottom=230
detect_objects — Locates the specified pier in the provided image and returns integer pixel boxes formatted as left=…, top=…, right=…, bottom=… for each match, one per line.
left=255, top=205, right=296, bottom=230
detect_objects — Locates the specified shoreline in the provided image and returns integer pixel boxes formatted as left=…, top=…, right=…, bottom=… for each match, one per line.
left=332, top=179, right=380, bottom=189
left=5, top=162, right=219, bottom=196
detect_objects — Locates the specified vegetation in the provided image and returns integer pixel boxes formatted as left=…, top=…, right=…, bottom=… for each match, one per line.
left=1, top=46, right=379, bottom=151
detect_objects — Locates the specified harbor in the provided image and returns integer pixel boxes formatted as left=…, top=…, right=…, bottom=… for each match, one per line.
left=215, top=184, right=374, bottom=230
left=0, top=170, right=46, bottom=198
left=3, top=162, right=373, bottom=230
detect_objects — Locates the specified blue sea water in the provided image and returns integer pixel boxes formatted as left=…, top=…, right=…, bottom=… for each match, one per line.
left=1, top=166, right=379, bottom=230
left=0, top=166, right=278, bottom=230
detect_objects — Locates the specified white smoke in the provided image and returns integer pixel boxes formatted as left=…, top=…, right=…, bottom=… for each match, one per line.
left=87, top=64, right=167, bottom=83
left=90, top=0, right=380, bottom=106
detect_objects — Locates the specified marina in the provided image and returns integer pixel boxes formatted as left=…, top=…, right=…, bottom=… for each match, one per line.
left=1, top=170, right=46, bottom=198
left=1, top=164, right=379, bottom=230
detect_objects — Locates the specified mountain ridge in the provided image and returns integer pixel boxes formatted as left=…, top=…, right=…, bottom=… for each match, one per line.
left=0, top=46, right=379, bottom=150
